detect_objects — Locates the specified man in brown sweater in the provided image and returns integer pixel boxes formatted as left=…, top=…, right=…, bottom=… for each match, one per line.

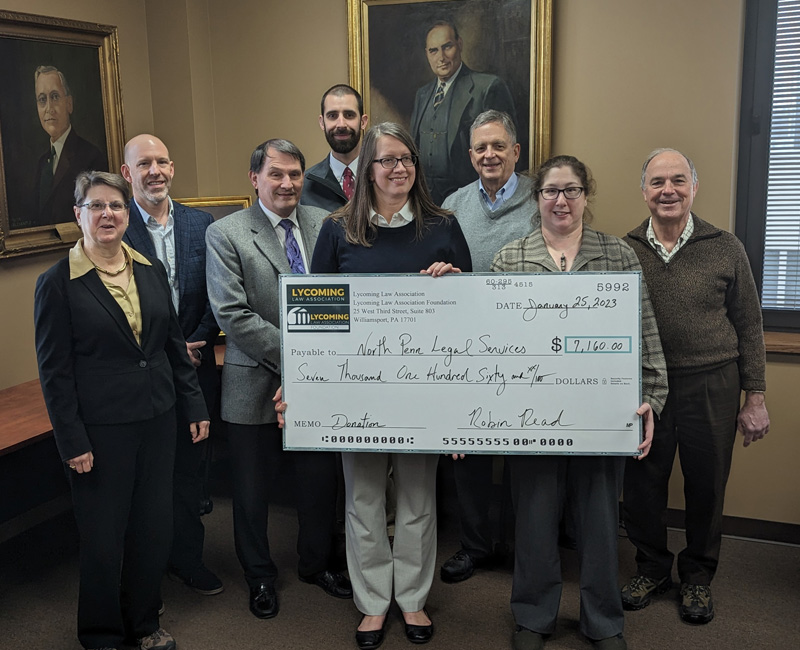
left=620, top=148, right=770, bottom=625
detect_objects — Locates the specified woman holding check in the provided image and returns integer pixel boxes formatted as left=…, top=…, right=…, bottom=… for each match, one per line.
left=279, top=122, right=471, bottom=649
left=491, top=155, right=668, bottom=650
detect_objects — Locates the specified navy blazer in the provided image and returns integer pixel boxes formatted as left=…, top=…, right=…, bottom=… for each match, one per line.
left=34, top=251, right=209, bottom=462
left=123, top=200, right=219, bottom=405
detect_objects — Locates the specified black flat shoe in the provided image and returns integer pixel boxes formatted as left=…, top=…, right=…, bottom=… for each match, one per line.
left=404, top=610, right=434, bottom=644
left=355, top=616, right=387, bottom=650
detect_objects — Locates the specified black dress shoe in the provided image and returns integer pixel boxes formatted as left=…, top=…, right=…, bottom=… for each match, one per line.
left=440, top=549, right=495, bottom=583
left=249, top=582, right=279, bottom=619
left=299, top=569, right=353, bottom=599
left=404, top=610, right=434, bottom=644
left=355, top=616, right=387, bottom=650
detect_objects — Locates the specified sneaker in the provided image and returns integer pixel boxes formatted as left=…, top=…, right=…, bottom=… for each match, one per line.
left=592, top=634, right=627, bottom=649
left=168, top=565, right=223, bottom=595
left=679, top=583, right=714, bottom=624
left=620, top=574, right=672, bottom=610
left=137, top=628, right=176, bottom=650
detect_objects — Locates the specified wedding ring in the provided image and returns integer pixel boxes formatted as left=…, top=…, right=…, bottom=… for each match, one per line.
left=69, top=465, right=76, bottom=469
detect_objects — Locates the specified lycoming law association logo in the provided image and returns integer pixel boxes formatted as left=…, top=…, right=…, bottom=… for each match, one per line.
left=285, top=283, right=351, bottom=332
left=287, top=307, right=311, bottom=325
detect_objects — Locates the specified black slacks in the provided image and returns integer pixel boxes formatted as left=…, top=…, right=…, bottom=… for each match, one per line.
left=623, top=361, right=740, bottom=585
left=169, top=359, right=217, bottom=573
left=511, top=454, right=625, bottom=641
left=452, top=454, right=505, bottom=558
left=70, top=408, right=176, bottom=649
left=227, top=422, right=338, bottom=588
left=169, top=419, right=209, bottom=572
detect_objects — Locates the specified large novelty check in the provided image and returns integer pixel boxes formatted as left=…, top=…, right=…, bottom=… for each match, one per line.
left=279, top=272, right=643, bottom=455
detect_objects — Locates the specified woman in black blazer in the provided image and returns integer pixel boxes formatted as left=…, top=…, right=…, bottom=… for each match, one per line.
left=34, top=171, right=210, bottom=650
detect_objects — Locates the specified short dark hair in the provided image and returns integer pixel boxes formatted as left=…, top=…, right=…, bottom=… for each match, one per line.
left=320, top=84, right=363, bottom=117
left=74, top=171, right=130, bottom=206
left=470, top=110, right=517, bottom=146
left=425, top=19, right=460, bottom=45
left=250, top=139, right=306, bottom=174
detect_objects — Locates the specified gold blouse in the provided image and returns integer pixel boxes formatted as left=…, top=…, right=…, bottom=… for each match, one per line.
left=68, top=239, right=152, bottom=345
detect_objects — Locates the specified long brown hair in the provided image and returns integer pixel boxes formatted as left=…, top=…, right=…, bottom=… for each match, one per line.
left=328, top=122, right=451, bottom=247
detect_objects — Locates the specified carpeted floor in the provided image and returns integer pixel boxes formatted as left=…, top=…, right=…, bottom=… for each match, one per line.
left=1, top=459, right=798, bottom=650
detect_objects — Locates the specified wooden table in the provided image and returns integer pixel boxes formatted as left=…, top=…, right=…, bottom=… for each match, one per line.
left=0, top=379, right=52, bottom=457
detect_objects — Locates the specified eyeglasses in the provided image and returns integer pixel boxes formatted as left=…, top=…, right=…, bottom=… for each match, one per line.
left=36, top=91, right=67, bottom=107
left=538, top=186, right=585, bottom=200
left=373, top=155, right=418, bottom=169
left=78, top=201, right=128, bottom=214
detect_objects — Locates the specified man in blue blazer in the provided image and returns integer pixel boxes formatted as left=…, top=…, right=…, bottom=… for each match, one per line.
left=410, top=20, right=517, bottom=204
left=121, top=134, right=223, bottom=596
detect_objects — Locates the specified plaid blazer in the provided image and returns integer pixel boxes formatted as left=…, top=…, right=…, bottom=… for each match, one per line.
left=491, top=222, right=668, bottom=415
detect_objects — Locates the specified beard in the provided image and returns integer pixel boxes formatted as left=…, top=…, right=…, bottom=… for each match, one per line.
left=325, top=127, right=360, bottom=155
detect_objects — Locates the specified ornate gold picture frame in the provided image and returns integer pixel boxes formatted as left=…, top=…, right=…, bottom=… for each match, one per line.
left=0, top=10, right=125, bottom=259
left=173, top=195, right=253, bottom=221
left=347, top=0, right=552, bottom=171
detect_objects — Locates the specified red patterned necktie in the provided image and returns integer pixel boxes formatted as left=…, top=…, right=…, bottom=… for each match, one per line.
left=342, top=167, right=355, bottom=201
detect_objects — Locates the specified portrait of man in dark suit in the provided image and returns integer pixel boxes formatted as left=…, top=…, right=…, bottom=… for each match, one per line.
left=361, top=0, right=533, bottom=205
left=410, top=20, right=517, bottom=204
left=32, top=66, right=107, bottom=228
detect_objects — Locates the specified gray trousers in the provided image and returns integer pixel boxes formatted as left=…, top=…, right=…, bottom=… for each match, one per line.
left=511, top=455, right=625, bottom=641
left=342, top=452, right=438, bottom=615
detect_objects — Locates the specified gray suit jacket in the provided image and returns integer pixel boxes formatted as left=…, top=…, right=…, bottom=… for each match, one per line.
left=205, top=202, right=326, bottom=424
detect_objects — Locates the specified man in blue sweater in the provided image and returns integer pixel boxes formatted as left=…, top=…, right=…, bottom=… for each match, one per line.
left=440, top=110, right=536, bottom=582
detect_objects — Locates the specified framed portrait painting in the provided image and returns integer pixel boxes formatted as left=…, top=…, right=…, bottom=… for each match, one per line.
left=348, top=0, right=551, bottom=201
left=0, top=10, right=124, bottom=259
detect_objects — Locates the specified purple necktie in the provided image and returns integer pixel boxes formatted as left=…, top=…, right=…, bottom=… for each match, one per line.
left=278, top=219, right=306, bottom=274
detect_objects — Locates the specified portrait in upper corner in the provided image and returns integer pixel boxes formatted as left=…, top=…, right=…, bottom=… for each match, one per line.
left=347, top=0, right=552, bottom=204
left=0, top=10, right=124, bottom=259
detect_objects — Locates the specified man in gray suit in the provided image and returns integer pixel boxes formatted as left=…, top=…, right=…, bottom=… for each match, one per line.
left=206, top=139, right=352, bottom=620
left=410, top=19, right=517, bottom=204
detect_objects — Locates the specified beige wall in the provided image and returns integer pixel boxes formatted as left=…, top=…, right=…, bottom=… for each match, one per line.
left=1, top=0, right=797, bottom=525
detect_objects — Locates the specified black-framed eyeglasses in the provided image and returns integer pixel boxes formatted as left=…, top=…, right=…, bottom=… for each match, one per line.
left=538, top=186, right=585, bottom=200
left=78, top=201, right=128, bottom=214
left=373, top=155, right=418, bottom=169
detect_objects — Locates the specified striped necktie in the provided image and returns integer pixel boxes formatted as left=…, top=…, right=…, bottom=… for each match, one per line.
left=433, top=82, right=445, bottom=109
